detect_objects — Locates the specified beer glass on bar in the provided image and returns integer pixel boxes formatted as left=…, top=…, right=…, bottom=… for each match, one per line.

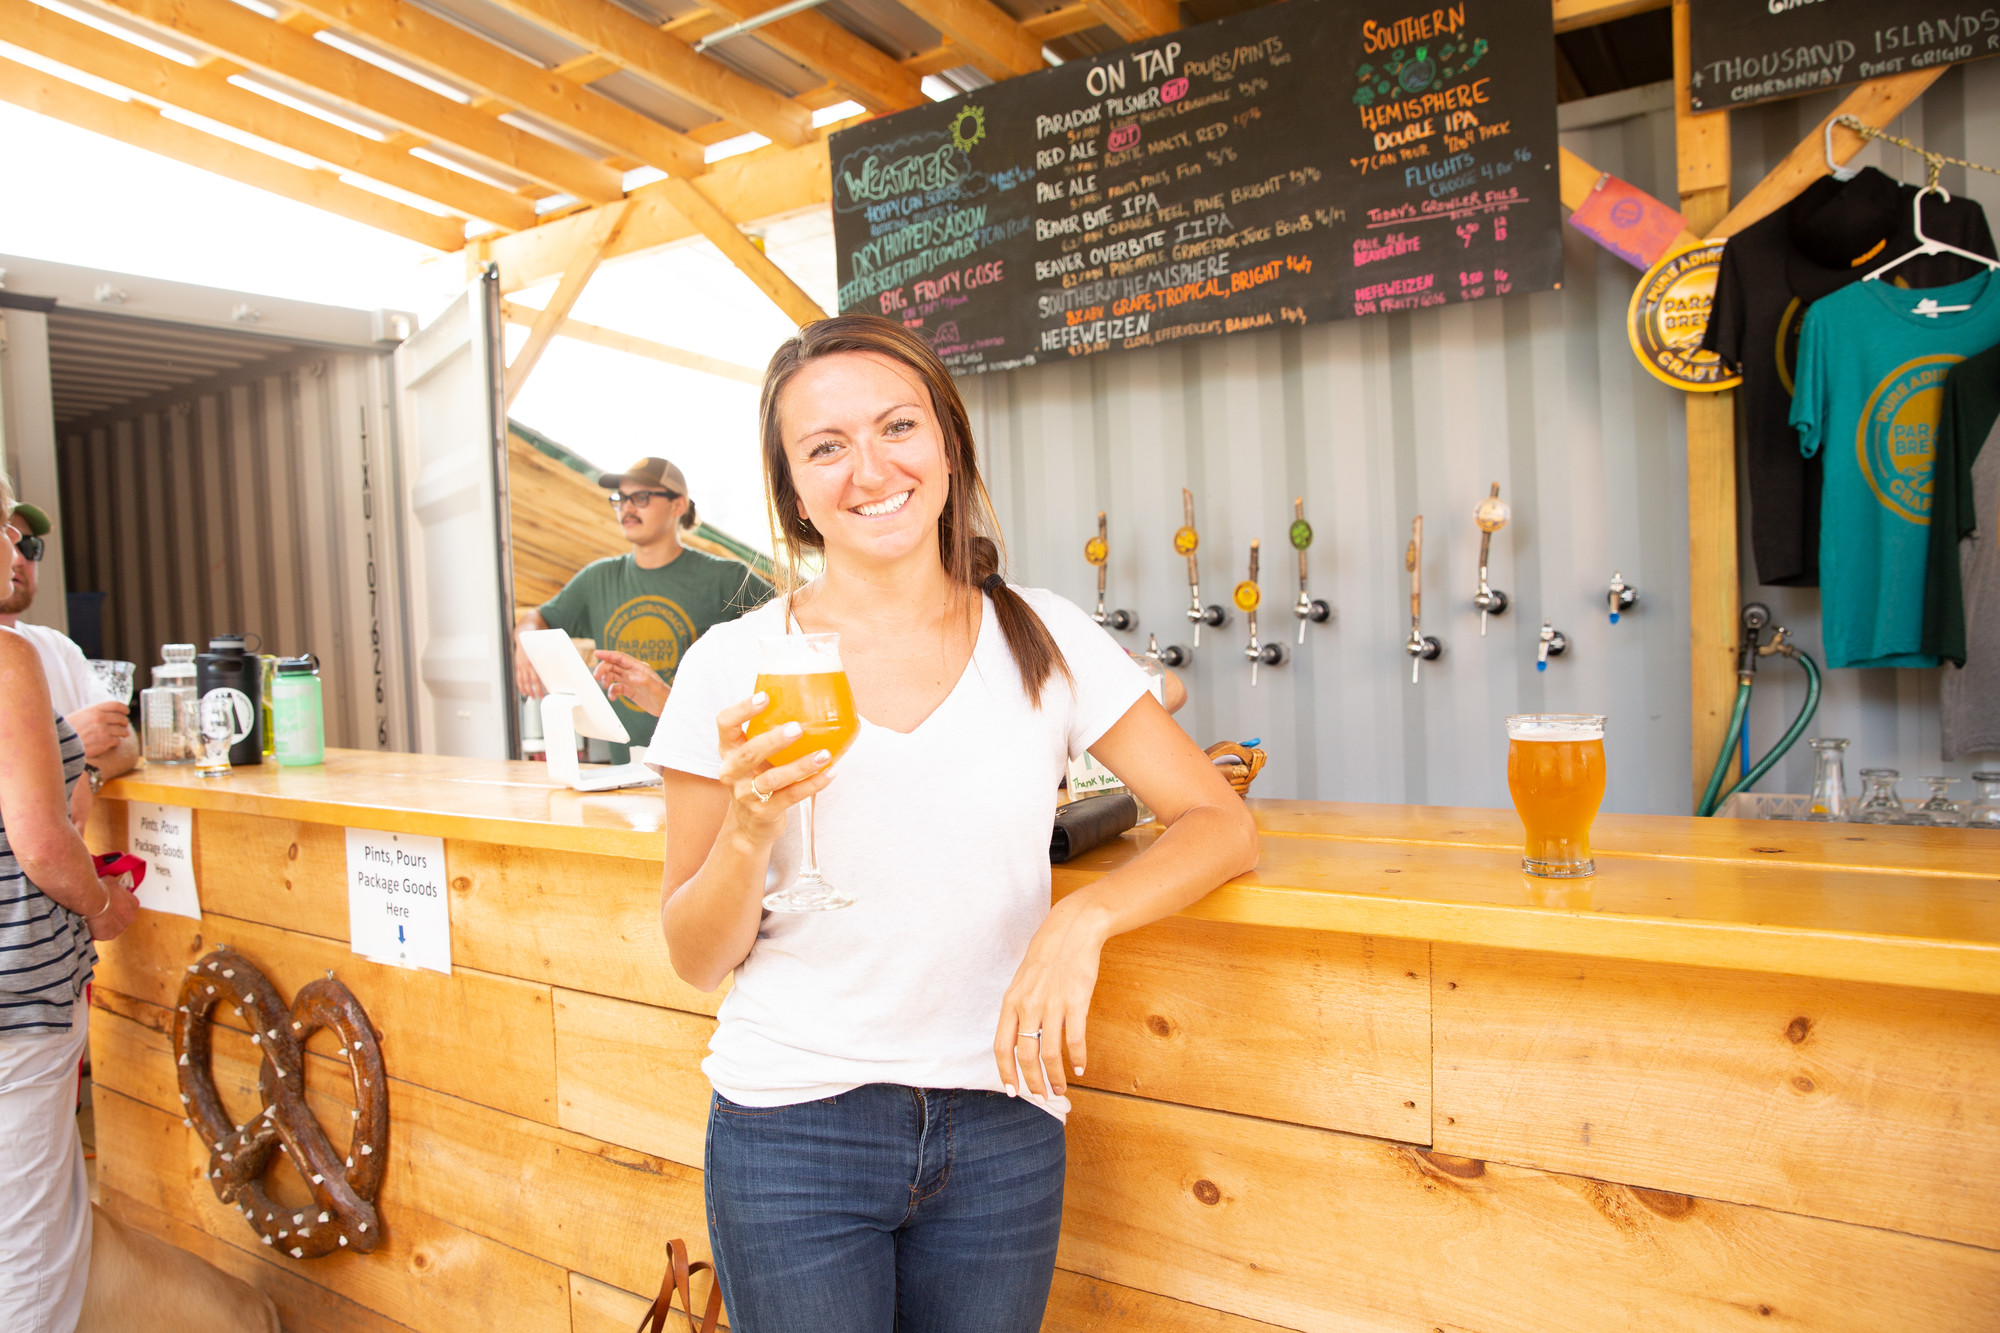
left=748, top=634, right=859, bottom=911
left=1506, top=714, right=1606, bottom=878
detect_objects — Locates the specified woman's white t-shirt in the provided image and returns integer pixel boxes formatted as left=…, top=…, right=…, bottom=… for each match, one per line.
left=645, top=586, right=1149, bottom=1120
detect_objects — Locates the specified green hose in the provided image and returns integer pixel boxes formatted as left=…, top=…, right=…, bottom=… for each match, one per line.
left=1696, top=678, right=1753, bottom=817
left=1710, top=648, right=1822, bottom=811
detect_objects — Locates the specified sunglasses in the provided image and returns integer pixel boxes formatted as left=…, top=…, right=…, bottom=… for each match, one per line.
left=608, top=488, right=681, bottom=511
left=4, top=525, right=43, bottom=562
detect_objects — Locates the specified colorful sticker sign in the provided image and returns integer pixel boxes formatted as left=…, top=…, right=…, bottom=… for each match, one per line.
left=1627, top=241, right=1740, bottom=392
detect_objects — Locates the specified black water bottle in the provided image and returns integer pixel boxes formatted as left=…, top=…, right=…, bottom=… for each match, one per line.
left=195, top=633, right=264, bottom=766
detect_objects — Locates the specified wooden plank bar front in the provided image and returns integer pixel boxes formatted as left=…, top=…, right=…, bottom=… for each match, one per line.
left=86, top=752, right=2000, bottom=1332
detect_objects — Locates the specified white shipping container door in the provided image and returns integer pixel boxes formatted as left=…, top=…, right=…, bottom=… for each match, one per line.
left=393, top=269, right=516, bottom=758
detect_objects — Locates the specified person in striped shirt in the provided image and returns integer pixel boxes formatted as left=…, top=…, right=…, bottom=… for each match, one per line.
left=0, top=471, right=138, bottom=1333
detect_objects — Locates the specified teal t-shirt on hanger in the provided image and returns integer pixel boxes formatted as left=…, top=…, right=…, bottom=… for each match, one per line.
left=1791, top=267, right=2000, bottom=669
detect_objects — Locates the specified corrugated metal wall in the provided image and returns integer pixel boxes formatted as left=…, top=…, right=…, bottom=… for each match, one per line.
left=57, top=348, right=415, bottom=753
left=971, top=84, right=1693, bottom=814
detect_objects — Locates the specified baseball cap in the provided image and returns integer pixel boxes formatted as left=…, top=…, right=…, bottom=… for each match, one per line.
left=597, top=457, right=688, bottom=495
left=9, top=503, right=50, bottom=536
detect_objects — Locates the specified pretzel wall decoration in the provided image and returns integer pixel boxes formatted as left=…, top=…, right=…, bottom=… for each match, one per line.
left=172, top=948, right=389, bottom=1259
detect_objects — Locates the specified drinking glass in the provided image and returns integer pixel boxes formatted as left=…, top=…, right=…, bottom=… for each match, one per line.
left=1917, top=777, right=1965, bottom=827
left=1805, top=737, right=1849, bottom=820
left=1967, top=772, right=2000, bottom=828
left=1506, top=714, right=1606, bottom=878
left=89, top=659, right=136, bottom=705
left=1853, top=769, right=1904, bottom=824
left=747, top=634, right=859, bottom=912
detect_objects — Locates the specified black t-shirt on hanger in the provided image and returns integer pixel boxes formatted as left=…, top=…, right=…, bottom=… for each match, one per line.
left=1700, top=167, right=1996, bottom=587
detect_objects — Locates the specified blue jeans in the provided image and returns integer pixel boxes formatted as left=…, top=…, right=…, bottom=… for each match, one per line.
left=704, top=1084, right=1065, bottom=1333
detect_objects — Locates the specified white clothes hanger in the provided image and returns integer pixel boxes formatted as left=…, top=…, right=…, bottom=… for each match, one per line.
left=1862, top=181, right=2000, bottom=307
left=1824, top=115, right=1860, bottom=182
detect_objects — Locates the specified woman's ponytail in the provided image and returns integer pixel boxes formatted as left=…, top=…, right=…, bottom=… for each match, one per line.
left=969, top=536, right=1071, bottom=708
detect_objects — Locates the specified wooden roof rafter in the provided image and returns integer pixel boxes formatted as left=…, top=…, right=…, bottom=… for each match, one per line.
left=894, top=0, right=1045, bottom=79
left=468, top=0, right=817, bottom=144
left=92, top=0, right=627, bottom=201
left=0, top=0, right=537, bottom=229
left=278, top=0, right=710, bottom=178
left=0, top=48, right=464, bottom=248
left=693, top=0, right=924, bottom=111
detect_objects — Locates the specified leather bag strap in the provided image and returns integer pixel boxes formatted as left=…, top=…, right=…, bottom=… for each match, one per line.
left=636, top=1238, right=724, bottom=1333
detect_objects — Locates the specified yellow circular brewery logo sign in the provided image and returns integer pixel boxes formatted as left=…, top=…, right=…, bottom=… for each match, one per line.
left=1627, top=240, right=1740, bottom=392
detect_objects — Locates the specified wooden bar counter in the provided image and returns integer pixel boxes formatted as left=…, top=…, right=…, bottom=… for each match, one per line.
left=84, top=751, right=2000, bottom=1332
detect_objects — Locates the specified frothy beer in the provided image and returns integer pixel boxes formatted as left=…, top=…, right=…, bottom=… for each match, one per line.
left=1506, top=714, right=1606, bottom=878
left=750, top=634, right=859, bottom=769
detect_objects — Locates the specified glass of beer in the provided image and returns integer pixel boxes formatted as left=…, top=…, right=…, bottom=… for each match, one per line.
left=748, top=633, right=859, bottom=911
left=1506, top=714, right=1606, bottom=878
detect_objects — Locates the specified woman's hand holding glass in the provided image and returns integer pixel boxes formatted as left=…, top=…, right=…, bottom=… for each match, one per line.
left=714, top=691, right=834, bottom=850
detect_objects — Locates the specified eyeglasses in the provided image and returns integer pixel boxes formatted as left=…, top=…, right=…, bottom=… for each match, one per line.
left=608, top=489, right=681, bottom=510
left=4, top=525, right=41, bottom=562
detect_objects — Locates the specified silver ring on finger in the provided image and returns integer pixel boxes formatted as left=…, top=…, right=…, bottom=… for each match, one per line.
left=749, top=775, right=773, bottom=803
left=1019, top=1029, right=1042, bottom=1042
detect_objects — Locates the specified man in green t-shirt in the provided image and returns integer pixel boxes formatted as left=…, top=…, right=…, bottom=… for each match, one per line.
left=515, top=457, right=774, bottom=761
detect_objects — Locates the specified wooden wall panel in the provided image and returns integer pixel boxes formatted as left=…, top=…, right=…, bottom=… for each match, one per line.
left=91, top=999, right=713, bottom=1303
left=194, top=810, right=351, bottom=942
left=1057, top=1088, right=2000, bottom=1333
left=1042, top=1271, right=1299, bottom=1332
left=100, top=1191, right=422, bottom=1333
left=447, top=841, right=724, bottom=1016
left=1079, top=919, right=1428, bottom=1141
left=94, top=1087, right=575, bottom=1333
left=554, top=988, right=715, bottom=1170
left=94, top=909, right=558, bottom=1124
left=1430, top=944, right=2000, bottom=1249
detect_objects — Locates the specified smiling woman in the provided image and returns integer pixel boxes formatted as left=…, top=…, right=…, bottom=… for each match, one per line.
left=640, top=314, right=1259, bottom=1333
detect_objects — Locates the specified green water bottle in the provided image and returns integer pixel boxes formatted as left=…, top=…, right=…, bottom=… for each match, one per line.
left=272, top=655, right=325, bottom=767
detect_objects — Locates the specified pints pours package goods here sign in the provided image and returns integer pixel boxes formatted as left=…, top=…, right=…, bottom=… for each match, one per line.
left=125, top=801, right=201, bottom=919
left=829, top=0, right=1563, bottom=374
left=345, top=828, right=451, bottom=975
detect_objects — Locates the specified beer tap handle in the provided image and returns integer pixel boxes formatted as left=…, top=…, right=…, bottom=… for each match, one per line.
left=1290, top=496, right=1329, bottom=643
left=1607, top=571, right=1638, bottom=625
left=1176, top=487, right=1203, bottom=647
left=1407, top=515, right=1422, bottom=629
left=1472, top=482, right=1511, bottom=637
left=1537, top=621, right=1569, bottom=672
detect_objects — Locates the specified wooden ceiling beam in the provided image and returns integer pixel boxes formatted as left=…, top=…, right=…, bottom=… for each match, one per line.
left=0, top=0, right=535, bottom=230
left=96, top=0, right=623, bottom=201
left=471, top=0, right=813, bottom=146
left=1019, top=3, right=1097, bottom=42
left=894, top=0, right=1042, bottom=79
left=504, top=198, right=629, bottom=406
left=1082, top=0, right=1178, bottom=42
left=483, top=129, right=828, bottom=289
left=659, top=173, right=825, bottom=324
left=1552, top=0, right=1669, bottom=34
left=281, top=0, right=707, bottom=177
left=697, top=0, right=924, bottom=112
left=0, top=51, right=464, bottom=248
left=500, top=300, right=763, bottom=383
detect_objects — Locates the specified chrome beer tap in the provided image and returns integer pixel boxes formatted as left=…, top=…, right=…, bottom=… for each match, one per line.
left=1536, top=621, right=1569, bottom=671
left=1175, top=487, right=1226, bottom=648
left=1290, top=497, right=1332, bottom=644
left=1085, top=511, right=1135, bottom=631
left=1238, top=539, right=1288, bottom=685
left=1472, top=482, right=1511, bottom=635
left=1147, top=633, right=1188, bottom=669
left=1606, top=571, right=1638, bottom=624
left=1405, top=515, right=1442, bottom=683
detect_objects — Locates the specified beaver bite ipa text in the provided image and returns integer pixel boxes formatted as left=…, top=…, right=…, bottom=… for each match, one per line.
left=1506, top=714, right=1607, bottom=877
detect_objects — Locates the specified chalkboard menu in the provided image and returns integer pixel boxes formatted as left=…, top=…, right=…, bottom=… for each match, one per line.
left=1689, top=1, right=2000, bottom=111
left=830, top=0, right=1562, bottom=375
